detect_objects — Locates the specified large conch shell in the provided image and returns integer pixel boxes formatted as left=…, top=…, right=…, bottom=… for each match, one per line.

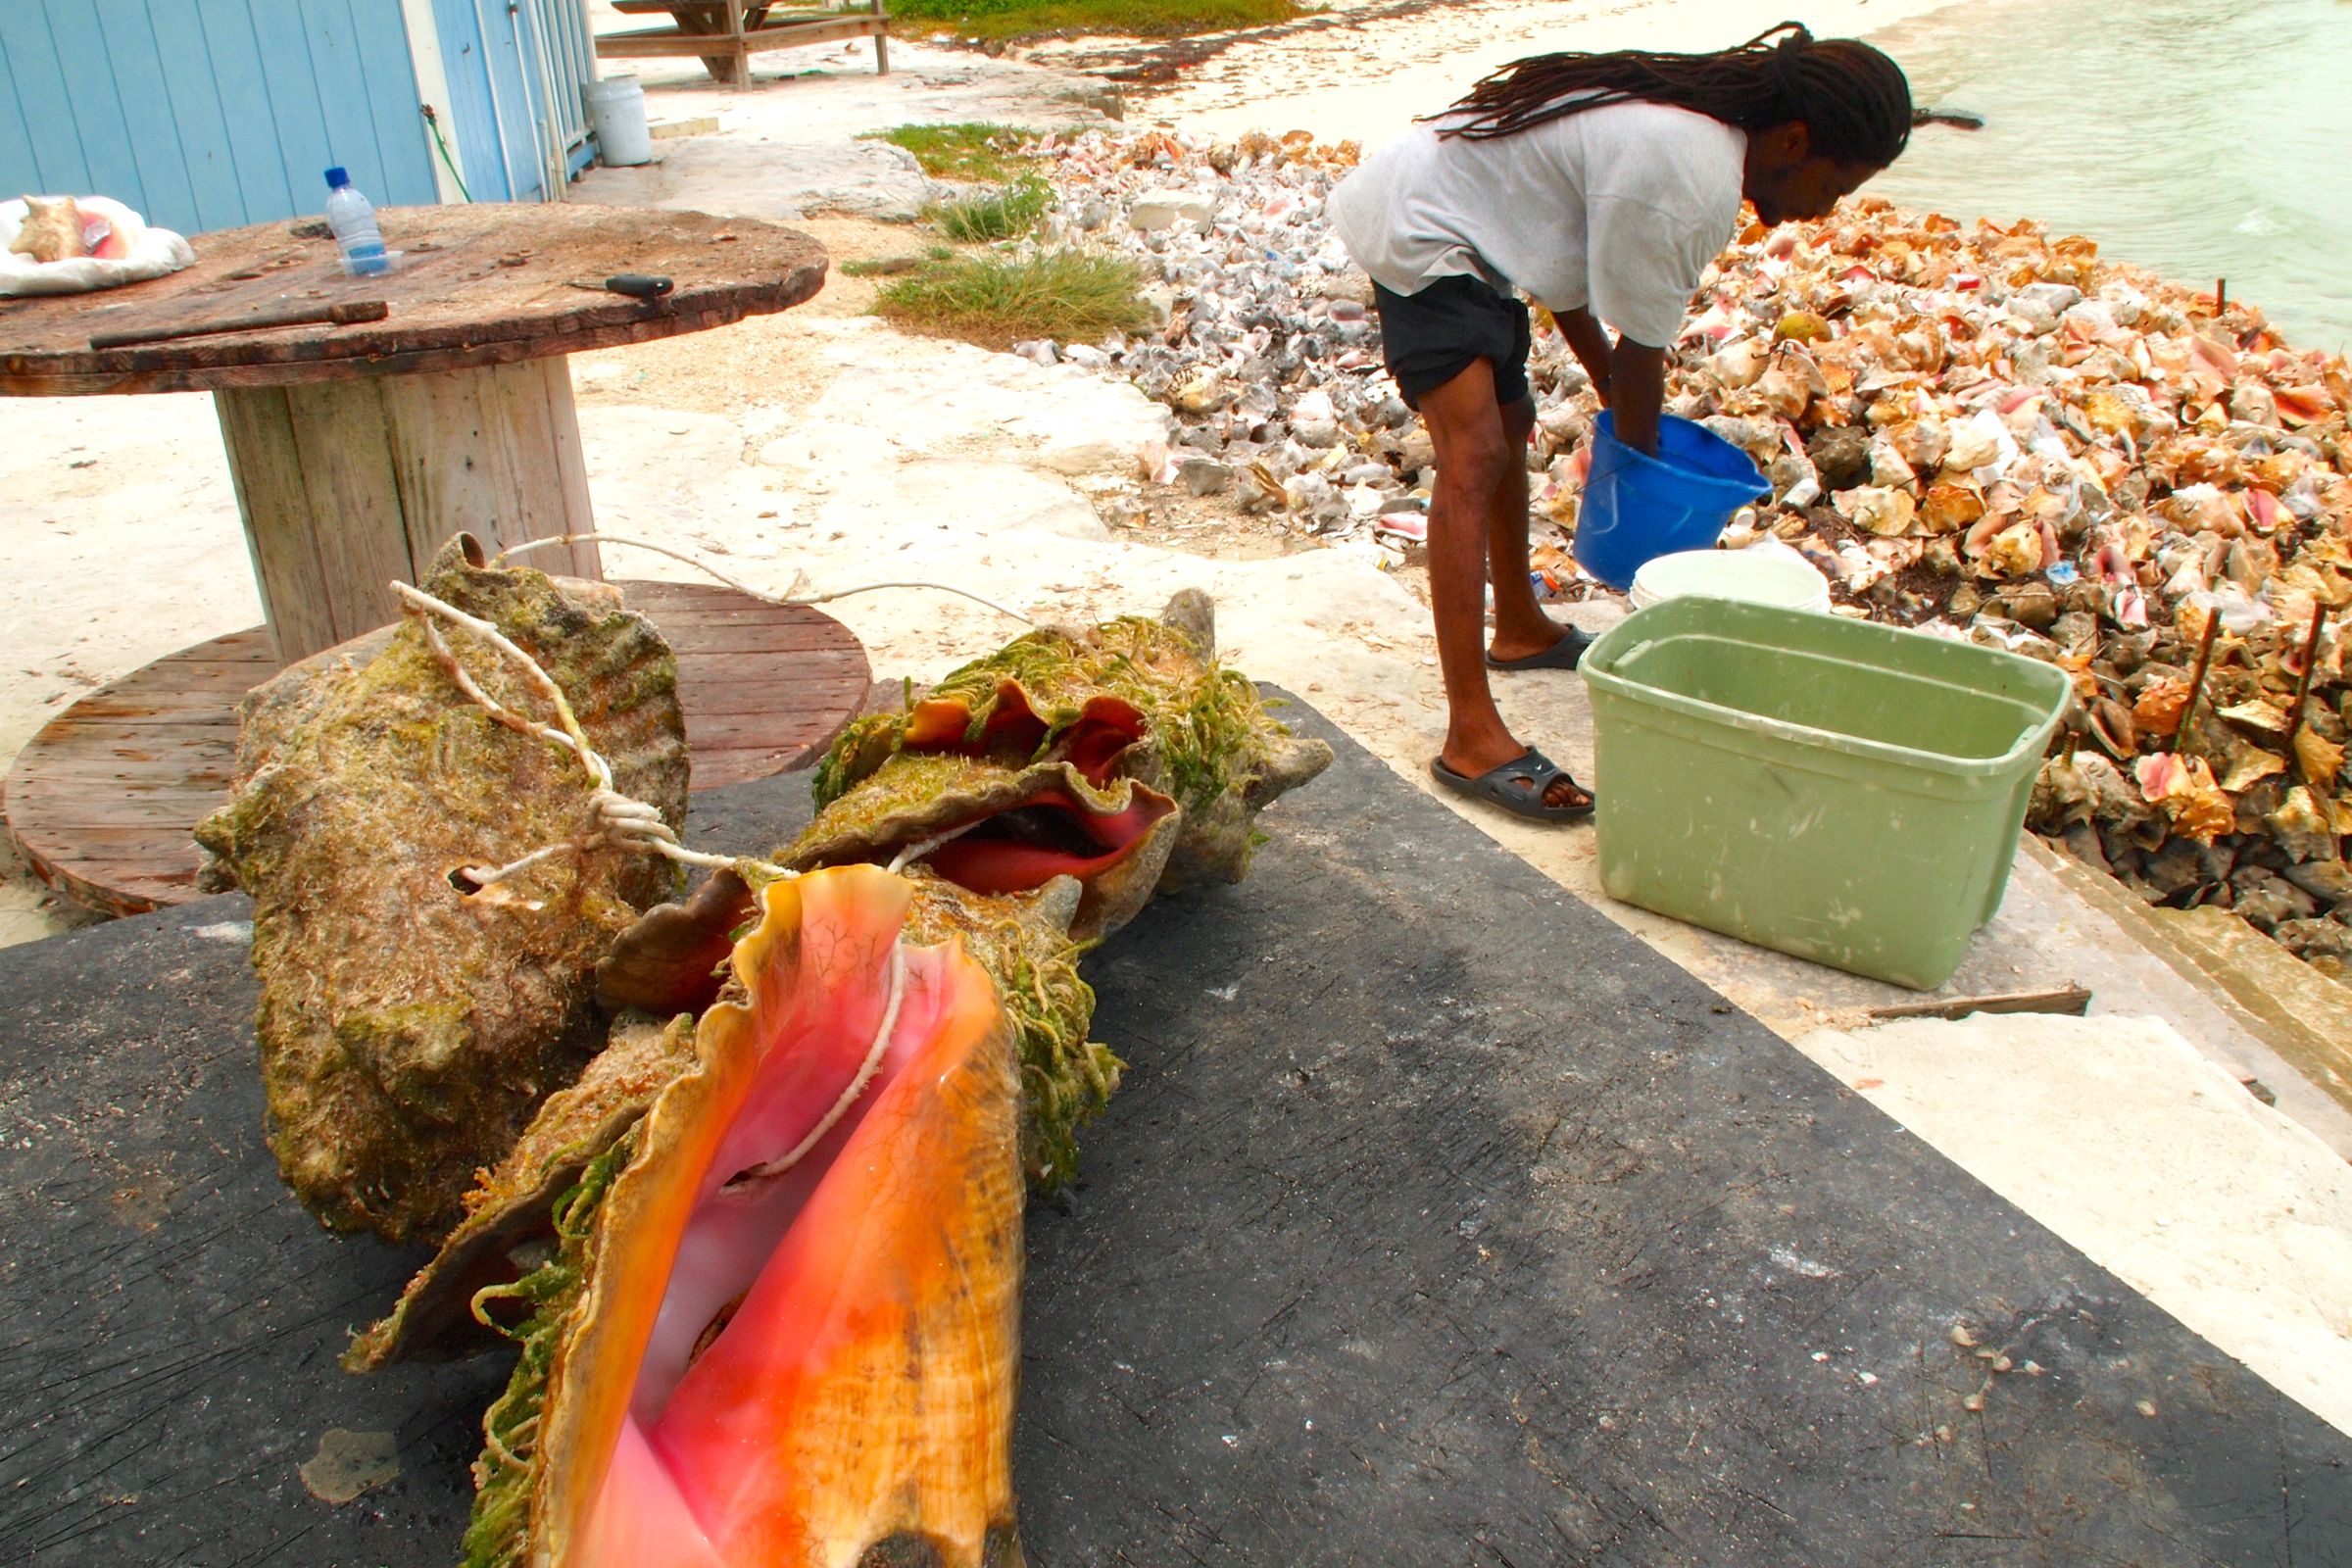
left=812, top=589, right=1332, bottom=891
left=195, top=536, right=688, bottom=1243
left=343, top=1014, right=697, bottom=1372
left=464, top=865, right=1025, bottom=1568
left=597, top=591, right=1329, bottom=1186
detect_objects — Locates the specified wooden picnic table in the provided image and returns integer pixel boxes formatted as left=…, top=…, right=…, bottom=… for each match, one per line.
left=0, top=202, right=871, bottom=916
left=602, top=0, right=889, bottom=85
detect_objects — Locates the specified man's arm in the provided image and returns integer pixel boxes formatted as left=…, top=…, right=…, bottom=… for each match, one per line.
left=1555, top=306, right=1616, bottom=405
left=1606, top=337, right=1667, bottom=456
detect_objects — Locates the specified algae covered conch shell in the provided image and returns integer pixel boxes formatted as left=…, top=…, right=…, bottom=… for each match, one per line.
left=809, top=589, right=1332, bottom=893
left=465, top=865, right=1025, bottom=1568
left=597, top=590, right=1329, bottom=1184
left=195, top=536, right=689, bottom=1244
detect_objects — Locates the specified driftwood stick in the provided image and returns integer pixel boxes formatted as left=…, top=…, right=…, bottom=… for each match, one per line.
left=1867, top=986, right=2093, bottom=1023
left=2282, top=604, right=2329, bottom=777
left=2172, top=612, right=2224, bottom=756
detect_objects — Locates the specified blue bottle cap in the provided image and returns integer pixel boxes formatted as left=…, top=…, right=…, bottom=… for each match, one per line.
left=325, top=167, right=350, bottom=188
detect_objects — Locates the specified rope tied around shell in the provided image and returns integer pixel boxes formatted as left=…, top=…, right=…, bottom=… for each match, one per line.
left=391, top=579, right=792, bottom=892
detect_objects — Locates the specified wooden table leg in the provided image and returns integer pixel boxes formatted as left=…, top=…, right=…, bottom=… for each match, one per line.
left=662, top=3, right=745, bottom=83
left=215, top=358, right=604, bottom=666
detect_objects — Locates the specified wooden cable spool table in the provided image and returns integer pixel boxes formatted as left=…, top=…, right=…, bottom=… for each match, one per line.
left=0, top=204, right=869, bottom=916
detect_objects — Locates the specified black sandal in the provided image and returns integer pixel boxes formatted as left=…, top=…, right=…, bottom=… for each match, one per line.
left=1486, top=626, right=1594, bottom=671
left=1429, top=747, right=1595, bottom=822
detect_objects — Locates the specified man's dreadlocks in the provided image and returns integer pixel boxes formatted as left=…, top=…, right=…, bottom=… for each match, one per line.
left=1434, top=22, right=1914, bottom=169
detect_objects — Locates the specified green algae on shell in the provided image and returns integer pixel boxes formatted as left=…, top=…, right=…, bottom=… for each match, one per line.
left=900, top=871, right=1111, bottom=1189
left=195, top=536, right=688, bottom=1245
left=813, top=590, right=1332, bottom=888
left=459, top=1128, right=636, bottom=1568
left=346, top=1014, right=697, bottom=1372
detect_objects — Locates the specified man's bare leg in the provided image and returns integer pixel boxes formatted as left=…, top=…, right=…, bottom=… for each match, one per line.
left=1481, top=394, right=1573, bottom=664
left=1419, top=366, right=1587, bottom=809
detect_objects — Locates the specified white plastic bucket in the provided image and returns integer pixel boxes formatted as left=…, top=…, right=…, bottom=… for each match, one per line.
left=1628, top=543, right=1834, bottom=614
left=584, top=75, right=654, bottom=168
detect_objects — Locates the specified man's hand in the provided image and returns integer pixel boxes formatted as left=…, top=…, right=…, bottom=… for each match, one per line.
left=1556, top=306, right=1616, bottom=407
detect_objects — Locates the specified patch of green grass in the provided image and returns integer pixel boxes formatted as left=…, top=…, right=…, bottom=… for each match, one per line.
left=874, top=248, right=1152, bottom=351
left=890, top=0, right=1304, bottom=40
left=861, top=122, right=1047, bottom=183
left=927, top=175, right=1053, bottom=243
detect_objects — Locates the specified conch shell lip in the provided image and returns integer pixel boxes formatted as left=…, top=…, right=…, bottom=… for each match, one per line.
left=533, top=864, right=1021, bottom=1566
left=905, top=684, right=1149, bottom=785
left=797, top=761, right=1179, bottom=894
left=914, top=779, right=1173, bottom=893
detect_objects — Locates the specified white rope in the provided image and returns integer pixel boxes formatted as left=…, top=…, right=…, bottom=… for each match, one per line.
left=724, top=942, right=906, bottom=1190
left=797, top=578, right=1037, bottom=626
left=394, top=581, right=791, bottom=892
left=886, top=818, right=978, bottom=874
left=490, top=531, right=1036, bottom=626
left=492, top=533, right=808, bottom=608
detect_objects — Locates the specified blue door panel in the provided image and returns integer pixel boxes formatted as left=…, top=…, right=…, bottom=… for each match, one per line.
left=191, top=0, right=300, bottom=222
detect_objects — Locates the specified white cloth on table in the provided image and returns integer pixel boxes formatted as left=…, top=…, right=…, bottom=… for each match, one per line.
left=0, top=196, right=195, bottom=297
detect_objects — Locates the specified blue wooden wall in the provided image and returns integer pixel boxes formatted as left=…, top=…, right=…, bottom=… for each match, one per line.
left=429, top=0, right=540, bottom=203
left=0, top=0, right=438, bottom=236
left=425, top=0, right=597, bottom=204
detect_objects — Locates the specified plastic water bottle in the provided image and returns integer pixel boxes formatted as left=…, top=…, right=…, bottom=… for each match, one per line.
left=322, top=167, right=390, bottom=277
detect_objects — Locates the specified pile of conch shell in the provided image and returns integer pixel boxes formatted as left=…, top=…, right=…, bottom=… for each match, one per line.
left=1017, top=130, right=2350, bottom=977
left=340, top=591, right=1330, bottom=1567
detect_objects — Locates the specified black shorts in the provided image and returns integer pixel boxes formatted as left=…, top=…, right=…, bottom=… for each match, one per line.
left=1371, top=273, right=1533, bottom=410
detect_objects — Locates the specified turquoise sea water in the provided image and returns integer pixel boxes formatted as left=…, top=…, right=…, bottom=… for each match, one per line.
left=1867, top=0, right=2352, bottom=354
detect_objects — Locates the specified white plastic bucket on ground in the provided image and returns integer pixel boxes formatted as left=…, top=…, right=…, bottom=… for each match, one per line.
left=1628, top=542, right=1834, bottom=613
left=584, top=75, right=654, bottom=168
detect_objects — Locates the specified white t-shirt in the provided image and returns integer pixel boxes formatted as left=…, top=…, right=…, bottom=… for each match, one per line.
left=1326, top=100, right=1747, bottom=349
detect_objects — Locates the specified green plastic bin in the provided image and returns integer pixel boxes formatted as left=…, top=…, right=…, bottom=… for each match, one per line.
left=1578, top=597, right=2073, bottom=989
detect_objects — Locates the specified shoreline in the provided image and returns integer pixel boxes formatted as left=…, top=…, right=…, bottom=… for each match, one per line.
left=1034, top=0, right=1962, bottom=141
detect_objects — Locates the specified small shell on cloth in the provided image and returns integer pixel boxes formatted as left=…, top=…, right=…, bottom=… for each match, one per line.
left=468, top=865, right=1026, bottom=1568
left=10, top=195, right=86, bottom=262
left=194, top=536, right=688, bottom=1244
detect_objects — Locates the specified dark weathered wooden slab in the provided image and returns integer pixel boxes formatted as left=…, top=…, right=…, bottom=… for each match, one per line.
left=0, top=698, right=2346, bottom=1567
left=0, top=580, right=867, bottom=916
left=0, top=206, right=827, bottom=395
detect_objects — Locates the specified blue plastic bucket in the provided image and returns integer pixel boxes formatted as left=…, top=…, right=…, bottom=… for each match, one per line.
left=1571, top=412, right=1772, bottom=590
